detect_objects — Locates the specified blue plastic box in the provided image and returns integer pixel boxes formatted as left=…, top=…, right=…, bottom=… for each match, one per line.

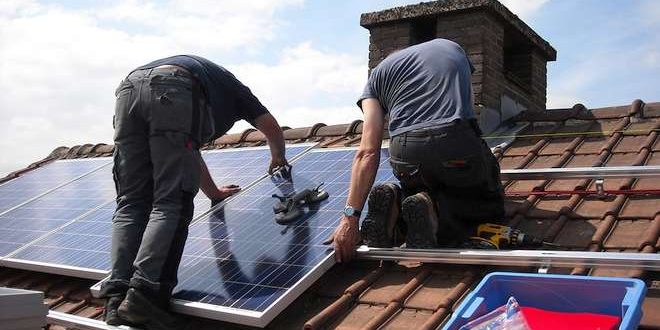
left=443, top=272, right=647, bottom=330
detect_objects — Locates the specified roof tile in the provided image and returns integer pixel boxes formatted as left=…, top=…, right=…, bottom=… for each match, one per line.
left=619, top=197, right=660, bottom=219
left=527, top=196, right=571, bottom=219
left=574, top=136, right=610, bottom=155
left=572, top=195, right=621, bottom=219
left=553, top=219, right=602, bottom=248
left=514, top=217, right=558, bottom=241
left=381, top=308, right=434, bottom=330
left=331, top=303, right=386, bottom=330
left=537, top=137, right=577, bottom=155
left=359, top=269, right=418, bottom=305
left=498, top=156, right=527, bottom=169
left=404, top=271, right=473, bottom=310
left=604, top=219, right=654, bottom=249
left=503, top=138, right=543, bottom=156
left=613, top=135, right=653, bottom=153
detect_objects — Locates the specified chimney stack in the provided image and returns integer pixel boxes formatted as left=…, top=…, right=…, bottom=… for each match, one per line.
left=360, top=0, right=556, bottom=133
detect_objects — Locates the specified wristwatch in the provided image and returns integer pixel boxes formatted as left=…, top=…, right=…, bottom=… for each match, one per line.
left=343, top=205, right=362, bottom=218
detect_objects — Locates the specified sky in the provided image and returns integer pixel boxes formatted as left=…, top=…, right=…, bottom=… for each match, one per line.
left=0, top=0, right=659, bottom=177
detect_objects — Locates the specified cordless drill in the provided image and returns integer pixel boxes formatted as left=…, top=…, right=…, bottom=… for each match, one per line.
left=464, top=223, right=553, bottom=249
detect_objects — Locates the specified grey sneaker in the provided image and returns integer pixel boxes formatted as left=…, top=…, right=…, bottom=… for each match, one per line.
left=118, top=288, right=186, bottom=330
left=360, top=183, right=400, bottom=247
left=402, top=192, right=439, bottom=249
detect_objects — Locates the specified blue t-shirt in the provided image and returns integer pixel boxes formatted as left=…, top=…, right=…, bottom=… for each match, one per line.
left=358, top=39, right=475, bottom=136
left=136, top=55, right=268, bottom=143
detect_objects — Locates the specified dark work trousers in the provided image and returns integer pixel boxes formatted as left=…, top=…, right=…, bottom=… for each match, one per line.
left=100, top=66, right=204, bottom=307
left=389, top=119, right=505, bottom=246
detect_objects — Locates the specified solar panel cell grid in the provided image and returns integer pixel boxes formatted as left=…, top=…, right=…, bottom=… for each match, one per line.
left=4, top=145, right=309, bottom=275
left=0, top=163, right=113, bottom=257
left=0, top=159, right=109, bottom=215
left=172, top=148, right=395, bottom=320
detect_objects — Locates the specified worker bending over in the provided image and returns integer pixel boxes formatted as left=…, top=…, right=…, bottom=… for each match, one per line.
left=328, top=39, right=505, bottom=263
left=100, top=55, right=289, bottom=329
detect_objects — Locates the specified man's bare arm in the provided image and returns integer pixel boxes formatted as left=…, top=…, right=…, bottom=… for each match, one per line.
left=198, top=154, right=240, bottom=202
left=253, top=112, right=289, bottom=174
left=326, top=98, right=385, bottom=263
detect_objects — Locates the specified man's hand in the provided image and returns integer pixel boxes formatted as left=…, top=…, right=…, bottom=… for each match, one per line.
left=208, top=184, right=241, bottom=203
left=268, top=155, right=290, bottom=175
left=323, top=216, right=361, bottom=263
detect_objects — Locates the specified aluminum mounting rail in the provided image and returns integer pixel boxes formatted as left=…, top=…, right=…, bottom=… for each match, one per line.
left=356, top=246, right=660, bottom=271
left=47, top=311, right=140, bottom=330
left=500, top=165, right=660, bottom=180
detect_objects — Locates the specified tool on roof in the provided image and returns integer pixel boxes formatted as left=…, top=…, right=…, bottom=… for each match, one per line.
left=463, top=223, right=560, bottom=250
left=272, top=183, right=329, bottom=225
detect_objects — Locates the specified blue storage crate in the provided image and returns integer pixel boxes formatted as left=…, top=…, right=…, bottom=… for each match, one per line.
left=443, top=272, right=647, bottom=330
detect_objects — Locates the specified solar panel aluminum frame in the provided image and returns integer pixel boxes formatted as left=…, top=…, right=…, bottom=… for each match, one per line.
left=1, top=144, right=316, bottom=280
left=0, top=200, right=115, bottom=280
left=0, top=158, right=112, bottom=218
left=91, top=146, right=380, bottom=327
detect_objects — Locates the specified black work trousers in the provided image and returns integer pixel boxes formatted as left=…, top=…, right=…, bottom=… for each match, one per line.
left=101, top=66, right=204, bottom=306
left=389, top=119, right=505, bottom=246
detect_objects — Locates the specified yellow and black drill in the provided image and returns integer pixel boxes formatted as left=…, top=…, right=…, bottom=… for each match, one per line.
left=464, top=223, right=558, bottom=249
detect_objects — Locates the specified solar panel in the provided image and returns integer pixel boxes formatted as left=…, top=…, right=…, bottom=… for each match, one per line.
left=193, top=145, right=311, bottom=217
left=0, top=159, right=109, bottom=216
left=160, top=148, right=395, bottom=327
left=0, top=162, right=114, bottom=259
left=3, top=145, right=311, bottom=278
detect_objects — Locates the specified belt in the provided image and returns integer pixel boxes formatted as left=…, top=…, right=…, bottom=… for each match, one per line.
left=399, top=119, right=478, bottom=137
left=152, top=65, right=193, bottom=79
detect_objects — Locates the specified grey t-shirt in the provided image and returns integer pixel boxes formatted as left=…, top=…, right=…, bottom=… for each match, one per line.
left=358, top=38, right=475, bottom=137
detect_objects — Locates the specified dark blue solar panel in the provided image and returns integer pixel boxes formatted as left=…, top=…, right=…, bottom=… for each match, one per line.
left=173, top=148, right=395, bottom=315
left=8, top=203, right=115, bottom=271
left=0, top=164, right=114, bottom=257
left=7, top=145, right=310, bottom=273
left=193, top=145, right=310, bottom=217
left=0, top=159, right=109, bottom=215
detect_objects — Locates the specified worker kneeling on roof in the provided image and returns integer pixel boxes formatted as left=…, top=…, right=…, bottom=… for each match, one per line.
left=327, top=39, right=505, bottom=263
left=98, top=55, right=289, bottom=329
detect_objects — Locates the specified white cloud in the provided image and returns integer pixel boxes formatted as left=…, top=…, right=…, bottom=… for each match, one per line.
left=0, top=0, right=308, bottom=177
left=0, top=1, right=368, bottom=177
left=499, top=0, right=550, bottom=20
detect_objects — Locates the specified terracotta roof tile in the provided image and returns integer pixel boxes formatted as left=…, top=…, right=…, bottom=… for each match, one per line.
left=553, top=219, right=602, bottom=248
left=358, top=268, right=418, bottom=305
left=613, top=135, right=654, bottom=153
left=380, top=308, right=435, bottom=330
left=574, top=136, right=611, bottom=155
left=331, top=303, right=387, bottom=330
left=604, top=218, right=656, bottom=250
left=502, top=138, right=544, bottom=156
left=537, top=137, right=577, bottom=155
left=572, top=195, right=622, bottom=219
left=640, top=289, right=660, bottom=329
left=620, top=197, right=660, bottom=219
left=404, top=271, right=473, bottom=310
left=497, top=155, right=527, bottom=169
left=514, top=217, right=558, bottom=241
left=527, top=196, right=571, bottom=219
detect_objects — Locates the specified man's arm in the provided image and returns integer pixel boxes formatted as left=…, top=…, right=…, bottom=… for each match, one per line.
left=198, top=154, right=240, bottom=202
left=253, top=112, right=289, bottom=174
left=326, top=98, right=385, bottom=263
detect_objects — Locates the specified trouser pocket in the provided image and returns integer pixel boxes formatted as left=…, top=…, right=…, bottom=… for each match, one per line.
left=149, top=75, right=194, bottom=136
left=390, top=158, right=426, bottom=193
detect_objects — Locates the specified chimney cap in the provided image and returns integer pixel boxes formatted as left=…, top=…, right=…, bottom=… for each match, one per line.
left=360, top=0, right=556, bottom=61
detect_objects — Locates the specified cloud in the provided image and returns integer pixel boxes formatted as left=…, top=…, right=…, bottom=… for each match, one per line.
left=0, top=1, right=369, bottom=177
left=0, top=0, right=308, bottom=177
left=499, top=0, right=550, bottom=20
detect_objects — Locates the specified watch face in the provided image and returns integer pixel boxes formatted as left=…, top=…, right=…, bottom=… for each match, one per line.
left=344, top=206, right=354, bottom=216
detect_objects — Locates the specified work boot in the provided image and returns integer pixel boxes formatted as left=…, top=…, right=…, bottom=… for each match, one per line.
left=361, top=183, right=401, bottom=247
left=402, top=192, right=439, bottom=249
left=104, top=294, right=132, bottom=326
left=118, top=288, right=186, bottom=330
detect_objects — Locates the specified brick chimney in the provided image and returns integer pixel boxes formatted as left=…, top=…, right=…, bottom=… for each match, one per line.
left=360, top=0, right=557, bottom=133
